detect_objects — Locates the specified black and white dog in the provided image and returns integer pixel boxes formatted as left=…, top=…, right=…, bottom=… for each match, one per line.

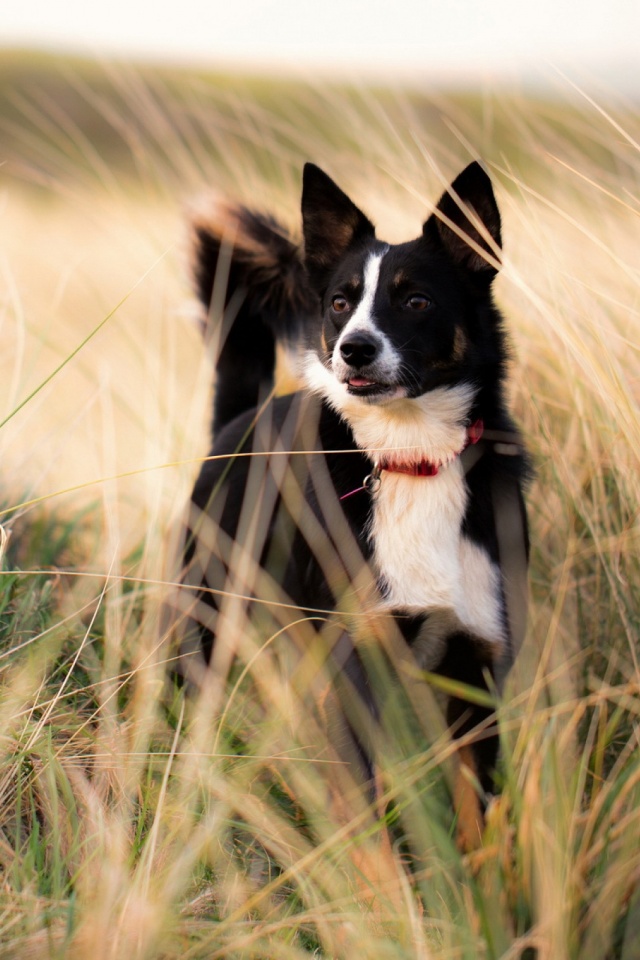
left=180, top=161, right=529, bottom=817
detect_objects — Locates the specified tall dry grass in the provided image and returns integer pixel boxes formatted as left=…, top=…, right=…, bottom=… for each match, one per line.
left=0, top=61, right=639, bottom=958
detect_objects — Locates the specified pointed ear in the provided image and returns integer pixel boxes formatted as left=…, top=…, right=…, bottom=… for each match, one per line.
left=301, top=163, right=375, bottom=288
left=425, top=162, right=502, bottom=275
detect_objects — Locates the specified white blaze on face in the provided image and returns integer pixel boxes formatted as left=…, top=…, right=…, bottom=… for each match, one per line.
left=332, top=248, right=399, bottom=384
left=340, top=250, right=385, bottom=333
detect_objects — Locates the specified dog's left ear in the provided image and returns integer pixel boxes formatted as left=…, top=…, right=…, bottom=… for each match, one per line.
left=302, top=163, right=375, bottom=289
left=425, top=162, right=502, bottom=275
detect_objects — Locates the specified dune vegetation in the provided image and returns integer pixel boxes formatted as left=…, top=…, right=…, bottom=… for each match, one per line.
left=0, top=52, right=639, bottom=958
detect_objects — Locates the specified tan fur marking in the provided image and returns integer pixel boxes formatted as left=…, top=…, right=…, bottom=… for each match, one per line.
left=454, top=744, right=484, bottom=851
left=452, top=325, right=468, bottom=363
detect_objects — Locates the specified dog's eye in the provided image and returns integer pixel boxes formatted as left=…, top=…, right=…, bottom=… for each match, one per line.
left=405, top=294, right=431, bottom=311
left=331, top=296, right=350, bottom=314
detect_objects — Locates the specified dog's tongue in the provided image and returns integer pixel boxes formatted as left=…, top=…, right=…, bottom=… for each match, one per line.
left=349, top=377, right=374, bottom=388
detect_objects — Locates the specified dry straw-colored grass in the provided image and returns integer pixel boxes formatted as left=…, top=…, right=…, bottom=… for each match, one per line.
left=0, top=61, right=638, bottom=958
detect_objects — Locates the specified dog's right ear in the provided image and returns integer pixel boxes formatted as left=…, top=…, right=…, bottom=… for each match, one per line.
left=301, top=163, right=375, bottom=289
left=426, top=162, right=502, bottom=276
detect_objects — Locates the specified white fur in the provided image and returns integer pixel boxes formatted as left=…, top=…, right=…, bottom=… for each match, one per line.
left=303, top=354, right=505, bottom=652
left=371, top=465, right=505, bottom=649
left=304, top=354, right=475, bottom=466
left=342, top=249, right=385, bottom=330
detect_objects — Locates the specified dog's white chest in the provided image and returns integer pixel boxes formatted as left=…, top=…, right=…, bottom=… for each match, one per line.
left=370, top=464, right=505, bottom=647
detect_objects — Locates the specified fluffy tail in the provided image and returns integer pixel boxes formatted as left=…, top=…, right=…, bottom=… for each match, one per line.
left=190, top=201, right=315, bottom=435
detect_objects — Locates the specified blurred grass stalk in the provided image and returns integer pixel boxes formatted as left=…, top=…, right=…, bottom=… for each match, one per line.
left=0, top=57, right=638, bottom=958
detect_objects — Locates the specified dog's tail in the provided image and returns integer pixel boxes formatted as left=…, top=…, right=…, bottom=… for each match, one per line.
left=190, top=201, right=315, bottom=435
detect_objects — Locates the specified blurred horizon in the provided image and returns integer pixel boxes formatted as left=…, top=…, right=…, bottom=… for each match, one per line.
left=1, top=0, right=639, bottom=97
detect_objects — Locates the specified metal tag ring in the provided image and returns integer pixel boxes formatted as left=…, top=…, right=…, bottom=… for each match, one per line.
left=363, top=471, right=381, bottom=494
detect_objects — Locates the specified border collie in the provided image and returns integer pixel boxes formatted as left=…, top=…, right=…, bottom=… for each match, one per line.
left=179, top=161, right=529, bottom=839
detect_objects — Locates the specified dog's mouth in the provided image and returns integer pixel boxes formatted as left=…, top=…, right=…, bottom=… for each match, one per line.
left=345, top=376, right=403, bottom=400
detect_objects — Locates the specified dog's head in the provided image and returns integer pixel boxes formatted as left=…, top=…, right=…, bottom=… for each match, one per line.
left=301, top=162, right=504, bottom=411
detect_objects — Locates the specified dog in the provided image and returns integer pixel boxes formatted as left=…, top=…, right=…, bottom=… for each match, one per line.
left=178, top=160, right=529, bottom=846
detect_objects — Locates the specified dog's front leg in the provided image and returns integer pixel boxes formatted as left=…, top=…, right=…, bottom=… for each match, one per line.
left=391, top=610, right=498, bottom=851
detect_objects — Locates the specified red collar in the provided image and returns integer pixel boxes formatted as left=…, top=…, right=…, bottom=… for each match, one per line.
left=378, top=420, right=484, bottom=477
left=340, top=421, right=484, bottom=500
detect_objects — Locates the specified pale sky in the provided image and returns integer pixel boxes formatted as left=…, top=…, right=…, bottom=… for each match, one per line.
left=2, top=0, right=639, bottom=91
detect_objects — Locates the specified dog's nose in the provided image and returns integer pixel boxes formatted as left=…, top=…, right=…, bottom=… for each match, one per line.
left=340, top=332, right=378, bottom=368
